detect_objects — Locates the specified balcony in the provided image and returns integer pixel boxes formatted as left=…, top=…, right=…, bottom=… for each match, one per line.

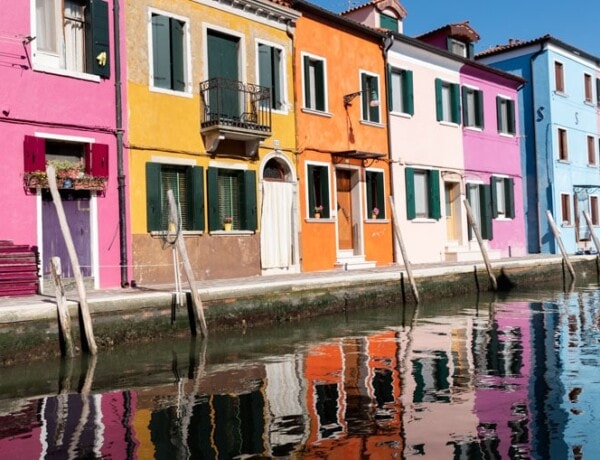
left=199, top=78, right=272, bottom=156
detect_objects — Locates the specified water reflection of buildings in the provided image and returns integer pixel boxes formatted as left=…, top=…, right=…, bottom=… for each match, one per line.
left=4, top=297, right=599, bottom=457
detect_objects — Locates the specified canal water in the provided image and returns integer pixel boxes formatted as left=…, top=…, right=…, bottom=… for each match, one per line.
left=1, top=285, right=600, bottom=459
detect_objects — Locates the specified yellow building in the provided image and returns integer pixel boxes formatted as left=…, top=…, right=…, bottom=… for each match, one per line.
left=125, top=0, right=300, bottom=283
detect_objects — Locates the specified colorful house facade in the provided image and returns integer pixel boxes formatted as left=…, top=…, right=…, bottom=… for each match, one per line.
left=291, top=0, right=394, bottom=272
left=125, top=0, right=300, bottom=284
left=1, top=0, right=126, bottom=291
left=479, top=37, right=600, bottom=255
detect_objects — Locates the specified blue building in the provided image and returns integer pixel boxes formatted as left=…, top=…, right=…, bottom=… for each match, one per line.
left=478, top=36, right=600, bottom=254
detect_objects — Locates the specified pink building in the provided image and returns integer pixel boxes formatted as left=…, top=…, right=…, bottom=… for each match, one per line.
left=0, top=0, right=128, bottom=292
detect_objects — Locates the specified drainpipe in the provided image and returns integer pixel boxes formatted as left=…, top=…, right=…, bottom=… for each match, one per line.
left=530, top=44, right=545, bottom=254
left=113, top=0, right=129, bottom=287
left=382, top=33, right=398, bottom=264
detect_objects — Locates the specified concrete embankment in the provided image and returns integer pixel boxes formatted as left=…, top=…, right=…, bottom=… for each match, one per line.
left=0, top=255, right=597, bottom=365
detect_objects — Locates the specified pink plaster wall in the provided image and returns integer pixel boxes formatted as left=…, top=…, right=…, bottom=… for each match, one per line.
left=0, top=1, right=127, bottom=288
left=460, top=68, right=526, bottom=257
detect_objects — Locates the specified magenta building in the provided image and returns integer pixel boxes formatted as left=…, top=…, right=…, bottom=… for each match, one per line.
left=0, top=0, right=128, bottom=292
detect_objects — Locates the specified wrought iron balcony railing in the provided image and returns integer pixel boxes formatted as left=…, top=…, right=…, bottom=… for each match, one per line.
left=199, top=78, right=272, bottom=135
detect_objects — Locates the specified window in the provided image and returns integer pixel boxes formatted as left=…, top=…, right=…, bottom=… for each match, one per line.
left=496, top=96, right=515, bottom=135
left=588, top=135, right=596, bottom=165
left=389, top=67, right=414, bottom=115
left=584, top=74, right=593, bottom=103
left=561, top=193, right=571, bottom=225
left=589, top=195, right=599, bottom=226
left=146, top=163, right=204, bottom=232
left=596, top=78, right=600, bottom=107
left=554, top=61, right=564, bottom=93
left=34, top=0, right=110, bottom=77
left=380, top=13, right=398, bottom=33
left=151, top=12, right=188, bottom=92
left=558, top=128, right=568, bottom=161
left=447, top=38, right=472, bottom=58
left=366, top=170, right=385, bottom=219
left=435, top=79, right=460, bottom=124
left=462, top=87, right=484, bottom=129
left=258, top=43, right=284, bottom=110
left=491, top=176, right=515, bottom=219
left=302, top=54, right=327, bottom=112
left=466, top=183, right=493, bottom=240
left=307, top=164, right=330, bottom=218
left=405, top=168, right=441, bottom=220
left=361, top=72, right=380, bottom=123
left=207, top=168, right=257, bottom=231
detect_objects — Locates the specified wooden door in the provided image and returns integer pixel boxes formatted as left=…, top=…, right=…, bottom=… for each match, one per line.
left=336, top=170, right=353, bottom=250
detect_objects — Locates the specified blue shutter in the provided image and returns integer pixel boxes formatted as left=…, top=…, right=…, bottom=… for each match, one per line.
left=405, top=168, right=416, bottom=220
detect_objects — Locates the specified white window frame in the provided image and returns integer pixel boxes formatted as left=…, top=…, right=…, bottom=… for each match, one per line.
left=301, top=52, right=329, bottom=114
left=359, top=70, right=381, bottom=124
left=256, top=39, right=288, bottom=114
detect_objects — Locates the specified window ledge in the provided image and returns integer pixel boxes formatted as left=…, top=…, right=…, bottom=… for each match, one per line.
left=464, top=126, right=483, bottom=132
left=150, top=230, right=204, bottom=237
left=149, top=85, right=194, bottom=98
left=391, top=111, right=413, bottom=119
left=411, top=218, right=437, bottom=223
left=33, top=64, right=101, bottom=83
left=438, top=121, right=460, bottom=128
left=498, top=132, right=516, bottom=138
left=587, top=163, right=598, bottom=168
left=366, top=218, right=389, bottom=223
left=210, top=230, right=254, bottom=236
left=561, top=223, right=573, bottom=228
left=306, top=218, right=334, bottom=223
left=494, top=217, right=513, bottom=222
left=359, top=120, right=384, bottom=128
left=584, top=100, right=595, bottom=107
left=301, top=108, right=332, bottom=118
left=554, top=90, right=568, bottom=98
left=557, top=159, right=570, bottom=164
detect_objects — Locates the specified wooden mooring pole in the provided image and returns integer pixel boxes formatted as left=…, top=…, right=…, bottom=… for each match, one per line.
left=582, top=210, right=600, bottom=254
left=167, top=191, right=208, bottom=337
left=546, top=210, right=576, bottom=281
left=47, top=165, right=97, bottom=355
left=463, top=199, right=497, bottom=291
left=50, top=257, right=75, bottom=358
left=389, top=196, right=420, bottom=304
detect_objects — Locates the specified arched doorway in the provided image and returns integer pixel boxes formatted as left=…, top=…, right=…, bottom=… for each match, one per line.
left=259, top=154, right=299, bottom=274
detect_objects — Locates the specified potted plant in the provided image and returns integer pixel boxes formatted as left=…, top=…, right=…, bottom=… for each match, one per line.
left=313, top=205, right=323, bottom=218
left=371, top=207, right=380, bottom=220
left=223, top=216, right=233, bottom=231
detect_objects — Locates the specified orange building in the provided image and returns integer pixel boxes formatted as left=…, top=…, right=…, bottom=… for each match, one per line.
left=292, top=1, right=394, bottom=272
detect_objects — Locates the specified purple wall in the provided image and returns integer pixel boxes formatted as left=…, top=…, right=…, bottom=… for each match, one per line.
left=0, top=1, right=126, bottom=288
left=460, top=65, right=526, bottom=257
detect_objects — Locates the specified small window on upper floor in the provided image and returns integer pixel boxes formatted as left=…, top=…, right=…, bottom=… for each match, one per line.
left=588, top=135, right=596, bottom=165
left=34, top=0, right=110, bottom=78
left=389, top=67, right=414, bottom=115
left=435, top=79, right=461, bottom=124
left=462, top=87, right=484, bottom=129
left=302, top=54, right=327, bottom=112
left=360, top=72, right=380, bottom=123
left=380, top=13, right=398, bottom=33
left=496, top=96, right=515, bottom=135
left=558, top=128, right=569, bottom=161
left=584, top=73, right=593, bottom=103
left=554, top=61, right=565, bottom=93
left=150, top=12, right=189, bottom=92
left=447, top=38, right=469, bottom=58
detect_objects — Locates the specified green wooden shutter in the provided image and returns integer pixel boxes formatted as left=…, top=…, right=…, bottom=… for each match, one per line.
left=490, top=176, right=499, bottom=218
left=386, top=65, right=393, bottom=112
left=596, top=78, right=600, bottom=107
left=404, top=70, right=414, bottom=115
left=258, top=44, right=273, bottom=108
left=435, top=79, right=443, bottom=121
left=507, top=99, right=516, bottom=134
left=320, top=167, right=330, bottom=218
left=272, top=47, right=281, bottom=109
left=307, top=164, right=316, bottom=216
left=405, top=167, right=416, bottom=220
left=462, top=87, right=469, bottom=126
left=207, top=167, right=220, bottom=231
left=315, top=60, right=325, bottom=111
left=187, top=166, right=204, bottom=231
left=505, top=178, right=515, bottom=218
left=303, top=56, right=311, bottom=109
left=152, top=14, right=171, bottom=89
left=496, top=96, right=502, bottom=132
left=429, top=169, right=441, bottom=219
left=86, top=0, right=110, bottom=78
left=480, top=184, right=493, bottom=240
left=476, top=90, right=484, bottom=128
left=146, top=163, right=162, bottom=232
left=243, top=170, right=257, bottom=231
left=361, top=73, right=369, bottom=120
left=170, top=18, right=185, bottom=91
left=366, top=171, right=373, bottom=214
left=451, top=83, right=461, bottom=124
left=380, top=14, right=398, bottom=32
left=468, top=43, right=475, bottom=59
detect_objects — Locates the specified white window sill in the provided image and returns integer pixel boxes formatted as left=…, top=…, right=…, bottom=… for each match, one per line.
left=464, top=126, right=483, bottom=132
left=149, top=85, right=193, bottom=98
left=366, top=218, right=389, bottom=223
left=554, top=90, right=568, bottom=98
left=587, top=163, right=598, bottom=168
left=391, top=111, right=413, bottom=119
left=301, top=108, right=332, bottom=118
left=561, top=223, right=573, bottom=228
left=306, top=218, right=334, bottom=223
left=557, top=159, right=570, bottom=164
left=438, top=121, right=460, bottom=128
left=210, top=230, right=254, bottom=235
left=33, top=64, right=101, bottom=82
left=494, top=216, right=513, bottom=221
left=498, top=132, right=516, bottom=138
left=359, top=120, right=384, bottom=128
left=411, top=217, right=437, bottom=223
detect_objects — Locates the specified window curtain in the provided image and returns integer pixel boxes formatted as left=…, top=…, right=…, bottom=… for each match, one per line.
left=64, top=0, right=85, bottom=72
left=260, top=181, right=293, bottom=269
